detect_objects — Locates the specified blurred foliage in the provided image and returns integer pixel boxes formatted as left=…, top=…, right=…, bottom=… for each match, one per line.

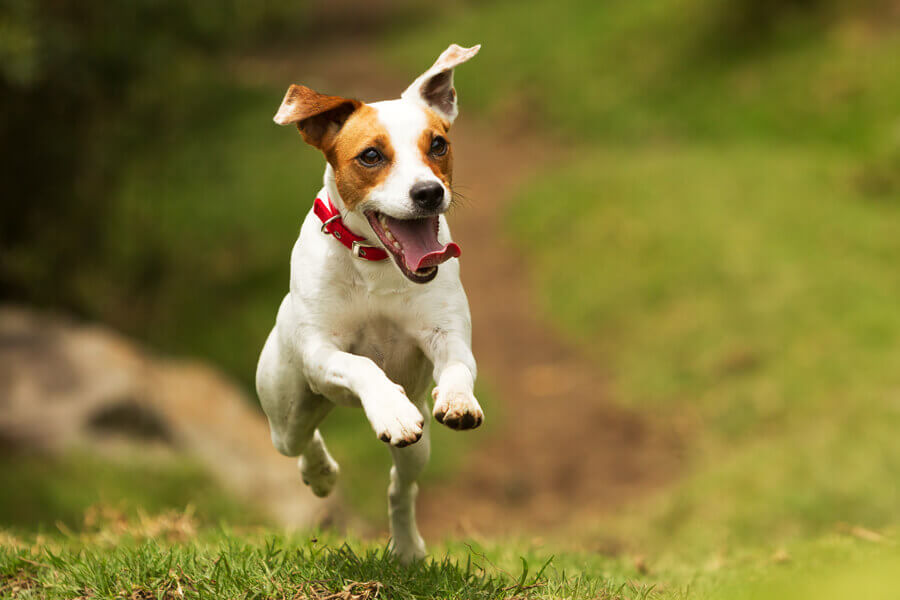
left=388, top=0, right=898, bottom=148
left=703, top=0, right=854, bottom=50
left=0, top=0, right=309, bottom=314
left=0, top=450, right=263, bottom=532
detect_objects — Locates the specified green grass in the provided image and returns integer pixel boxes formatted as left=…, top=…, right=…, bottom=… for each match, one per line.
left=511, top=144, right=900, bottom=433
left=503, top=87, right=900, bottom=560
left=1, top=522, right=897, bottom=599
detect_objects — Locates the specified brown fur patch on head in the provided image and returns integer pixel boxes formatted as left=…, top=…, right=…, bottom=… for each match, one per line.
left=419, top=109, right=453, bottom=188
left=325, top=104, right=395, bottom=210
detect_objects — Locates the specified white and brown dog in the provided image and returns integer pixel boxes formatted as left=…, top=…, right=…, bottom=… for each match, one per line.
left=256, top=44, right=483, bottom=562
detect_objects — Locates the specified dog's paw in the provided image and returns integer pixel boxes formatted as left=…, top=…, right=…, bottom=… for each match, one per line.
left=299, top=453, right=340, bottom=498
left=432, top=387, right=484, bottom=430
left=369, top=385, right=425, bottom=448
left=390, top=534, right=427, bottom=564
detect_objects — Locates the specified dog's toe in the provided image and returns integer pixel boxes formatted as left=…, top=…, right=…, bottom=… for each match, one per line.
left=377, top=418, right=424, bottom=448
left=371, top=385, right=426, bottom=447
left=388, top=425, right=424, bottom=448
left=444, top=411, right=480, bottom=430
left=432, top=388, right=483, bottom=431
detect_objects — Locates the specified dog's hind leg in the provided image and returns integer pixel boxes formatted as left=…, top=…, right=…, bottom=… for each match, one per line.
left=387, top=397, right=430, bottom=564
left=257, top=317, right=333, bottom=486
left=298, top=430, right=339, bottom=497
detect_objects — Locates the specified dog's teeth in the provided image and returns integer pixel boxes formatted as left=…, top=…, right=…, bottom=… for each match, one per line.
left=384, top=229, right=402, bottom=250
left=377, top=214, right=400, bottom=248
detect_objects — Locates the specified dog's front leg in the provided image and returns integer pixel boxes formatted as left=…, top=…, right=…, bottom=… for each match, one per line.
left=304, top=343, right=425, bottom=447
left=424, top=331, right=484, bottom=430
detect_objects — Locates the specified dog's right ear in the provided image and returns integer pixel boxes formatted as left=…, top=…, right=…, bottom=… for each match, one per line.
left=274, top=84, right=361, bottom=150
left=402, top=43, right=480, bottom=124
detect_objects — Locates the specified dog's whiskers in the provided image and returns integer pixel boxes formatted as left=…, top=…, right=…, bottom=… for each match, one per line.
left=450, top=185, right=471, bottom=208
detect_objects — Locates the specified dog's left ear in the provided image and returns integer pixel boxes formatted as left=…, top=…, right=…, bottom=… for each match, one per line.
left=401, top=43, right=480, bottom=124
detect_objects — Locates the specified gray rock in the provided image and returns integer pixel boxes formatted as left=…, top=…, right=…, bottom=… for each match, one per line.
left=0, top=305, right=332, bottom=528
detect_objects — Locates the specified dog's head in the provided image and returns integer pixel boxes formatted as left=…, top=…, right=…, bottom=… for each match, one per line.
left=274, top=43, right=480, bottom=283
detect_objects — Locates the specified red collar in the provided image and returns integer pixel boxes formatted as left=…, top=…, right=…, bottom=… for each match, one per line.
left=313, top=196, right=389, bottom=261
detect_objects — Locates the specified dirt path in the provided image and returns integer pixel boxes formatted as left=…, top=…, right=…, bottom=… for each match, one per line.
left=237, top=39, right=683, bottom=536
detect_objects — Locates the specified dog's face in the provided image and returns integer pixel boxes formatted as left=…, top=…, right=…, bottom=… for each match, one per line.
left=275, top=44, right=480, bottom=283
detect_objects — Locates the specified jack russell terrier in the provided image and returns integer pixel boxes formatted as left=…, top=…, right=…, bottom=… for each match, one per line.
left=256, top=44, right=483, bottom=563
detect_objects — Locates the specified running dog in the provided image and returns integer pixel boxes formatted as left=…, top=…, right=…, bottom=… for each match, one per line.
left=256, top=44, right=483, bottom=563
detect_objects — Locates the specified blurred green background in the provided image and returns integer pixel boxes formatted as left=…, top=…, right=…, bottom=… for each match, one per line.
left=2, top=0, right=899, bottom=595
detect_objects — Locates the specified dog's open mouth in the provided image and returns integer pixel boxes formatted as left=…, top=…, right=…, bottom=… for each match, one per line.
left=366, top=212, right=461, bottom=283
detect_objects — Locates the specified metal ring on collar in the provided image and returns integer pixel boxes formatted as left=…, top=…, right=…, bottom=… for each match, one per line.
left=320, top=214, right=341, bottom=234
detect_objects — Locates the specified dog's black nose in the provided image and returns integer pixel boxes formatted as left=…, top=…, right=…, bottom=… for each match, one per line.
left=410, top=181, right=444, bottom=212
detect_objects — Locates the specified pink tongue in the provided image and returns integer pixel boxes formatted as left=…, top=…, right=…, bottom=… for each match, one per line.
left=385, top=215, right=461, bottom=272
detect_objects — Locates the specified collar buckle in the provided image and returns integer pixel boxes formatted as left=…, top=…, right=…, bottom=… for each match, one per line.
left=351, top=239, right=379, bottom=259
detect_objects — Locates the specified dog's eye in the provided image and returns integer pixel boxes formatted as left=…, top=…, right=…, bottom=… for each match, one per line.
left=357, top=147, right=384, bottom=167
left=430, top=136, right=448, bottom=157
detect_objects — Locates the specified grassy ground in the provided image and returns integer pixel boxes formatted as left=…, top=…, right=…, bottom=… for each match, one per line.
left=2, top=518, right=898, bottom=599
left=381, top=0, right=900, bottom=582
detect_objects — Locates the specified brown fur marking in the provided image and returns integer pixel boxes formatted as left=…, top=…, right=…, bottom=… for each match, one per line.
left=419, top=110, right=453, bottom=188
left=326, top=104, right=395, bottom=210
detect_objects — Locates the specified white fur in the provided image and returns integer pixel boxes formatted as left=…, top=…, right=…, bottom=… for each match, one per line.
left=256, top=55, right=483, bottom=563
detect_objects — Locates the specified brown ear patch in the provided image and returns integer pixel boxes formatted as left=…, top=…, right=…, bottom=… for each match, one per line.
left=274, top=84, right=361, bottom=150
left=327, top=105, right=395, bottom=210
left=419, top=110, right=453, bottom=188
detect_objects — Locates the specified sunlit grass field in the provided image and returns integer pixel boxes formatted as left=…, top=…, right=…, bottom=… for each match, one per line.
left=2, top=518, right=898, bottom=599
left=382, top=0, right=900, bottom=584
